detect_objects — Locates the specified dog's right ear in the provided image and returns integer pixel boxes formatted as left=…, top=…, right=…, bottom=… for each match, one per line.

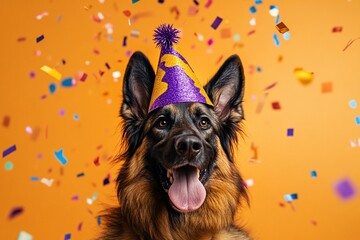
left=121, top=51, right=155, bottom=121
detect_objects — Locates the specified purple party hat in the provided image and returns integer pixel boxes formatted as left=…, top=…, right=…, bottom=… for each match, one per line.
left=148, top=24, right=213, bottom=112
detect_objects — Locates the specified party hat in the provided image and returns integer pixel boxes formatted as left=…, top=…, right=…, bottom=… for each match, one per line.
left=148, top=24, right=213, bottom=112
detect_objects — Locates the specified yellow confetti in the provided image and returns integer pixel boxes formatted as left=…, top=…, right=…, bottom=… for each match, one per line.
left=40, top=65, right=62, bottom=80
left=294, top=67, right=314, bottom=84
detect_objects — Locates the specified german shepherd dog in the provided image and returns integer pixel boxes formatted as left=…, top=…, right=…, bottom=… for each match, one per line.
left=101, top=51, right=251, bottom=240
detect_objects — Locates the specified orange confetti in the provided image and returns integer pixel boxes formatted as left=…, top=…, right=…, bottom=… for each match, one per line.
left=276, top=22, right=289, bottom=34
left=123, top=10, right=131, bottom=17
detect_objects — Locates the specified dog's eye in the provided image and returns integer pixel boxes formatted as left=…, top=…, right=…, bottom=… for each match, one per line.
left=157, top=117, right=169, bottom=129
left=199, top=117, right=210, bottom=129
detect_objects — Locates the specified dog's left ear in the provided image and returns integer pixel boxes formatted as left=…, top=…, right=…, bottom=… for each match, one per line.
left=205, top=54, right=245, bottom=123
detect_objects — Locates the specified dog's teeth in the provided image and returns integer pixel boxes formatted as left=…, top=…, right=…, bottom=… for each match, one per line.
left=196, top=168, right=200, bottom=178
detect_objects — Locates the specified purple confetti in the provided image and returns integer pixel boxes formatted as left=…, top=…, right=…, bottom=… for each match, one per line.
left=64, top=233, right=71, bottom=240
left=9, top=207, right=24, bottom=219
left=335, top=178, right=356, bottom=200
left=211, top=16, right=223, bottom=30
left=122, top=36, right=127, bottom=47
left=36, top=34, right=44, bottom=43
left=287, top=128, right=294, bottom=136
left=3, top=144, right=16, bottom=158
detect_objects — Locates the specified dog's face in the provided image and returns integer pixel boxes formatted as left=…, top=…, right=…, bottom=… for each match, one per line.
left=119, top=51, right=247, bottom=215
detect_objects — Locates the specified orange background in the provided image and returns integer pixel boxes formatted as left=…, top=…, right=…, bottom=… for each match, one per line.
left=1, top=0, right=360, bottom=239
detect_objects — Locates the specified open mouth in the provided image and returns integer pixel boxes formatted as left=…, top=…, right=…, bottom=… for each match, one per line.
left=158, top=164, right=209, bottom=212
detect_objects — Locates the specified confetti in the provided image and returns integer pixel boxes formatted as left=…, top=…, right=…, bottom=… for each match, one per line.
left=283, top=31, right=291, bottom=40
left=61, top=78, right=74, bottom=87
left=321, top=82, right=333, bottom=93
left=40, top=65, right=62, bottom=80
left=272, top=33, right=280, bottom=47
left=256, top=93, right=268, bottom=113
left=2, top=115, right=10, bottom=127
left=269, top=5, right=279, bottom=17
left=188, top=5, right=199, bottom=16
left=335, top=178, right=356, bottom=200
left=41, top=178, right=54, bottom=187
left=36, top=11, right=49, bottom=20
left=249, top=142, right=259, bottom=161
left=287, top=128, right=294, bottom=136
left=294, top=67, right=314, bottom=84
left=220, top=28, right=231, bottom=38
left=158, top=0, right=165, bottom=3
left=132, top=0, right=140, bottom=3
left=122, top=36, right=127, bottom=46
left=54, top=149, right=68, bottom=165
left=272, top=101, right=281, bottom=110
left=94, top=156, right=100, bottom=166
left=170, top=6, right=180, bottom=19
left=80, top=73, right=88, bottom=82
left=276, top=22, right=289, bottom=34
left=72, top=195, right=79, bottom=201
left=255, top=0, right=262, bottom=4
left=73, top=114, right=79, bottom=120
left=211, top=16, right=223, bottom=30
left=64, top=233, right=71, bottom=240
left=247, top=29, right=256, bottom=36
left=249, top=6, right=257, bottom=14
left=112, top=71, right=121, bottom=79
left=343, top=37, right=360, bottom=51
left=123, top=10, right=131, bottom=17
left=193, top=0, right=199, bottom=5
left=17, top=37, right=26, bottom=42
left=244, top=179, right=254, bottom=187
left=3, top=144, right=16, bottom=158
left=78, top=222, right=83, bottom=231
left=5, top=161, right=14, bottom=170
left=234, top=34, right=240, bottom=42
left=264, top=82, right=277, bottom=91
left=349, top=100, right=357, bottom=109
left=332, top=26, right=343, bottom=33
left=17, top=231, right=33, bottom=240
left=249, top=17, right=256, bottom=26
left=30, top=176, right=39, bottom=181
left=103, top=175, right=110, bottom=186
left=194, top=32, right=204, bottom=41
left=311, top=170, right=317, bottom=178
left=36, top=34, right=44, bottom=43
left=284, top=193, right=298, bottom=202
left=49, top=83, right=57, bottom=94
left=355, top=116, right=360, bottom=125
left=9, top=207, right=24, bottom=219
left=205, top=0, right=213, bottom=8
left=130, top=30, right=140, bottom=38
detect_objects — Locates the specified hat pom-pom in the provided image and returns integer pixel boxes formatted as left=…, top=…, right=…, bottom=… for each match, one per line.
left=153, top=24, right=180, bottom=49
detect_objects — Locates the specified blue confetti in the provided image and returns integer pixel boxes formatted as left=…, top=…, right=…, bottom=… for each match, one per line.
left=275, top=14, right=280, bottom=24
left=61, top=78, right=73, bottom=87
left=234, top=34, right=240, bottom=42
left=64, top=233, right=71, bottom=240
left=73, top=114, right=79, bottom=121
left=273, top=33, right=280, bottom=47
left=30, top=176, right=39, bottom=181
left=49, top=83, right=57, bottom=94
left=349, top=100, right=357, bottom=109
left=132, top=0, right=140, bottom=3
left=249, top=6, right=257, bottom=14
left=54, top=149, right=68, bottom=165
left=77, top=172, right=85, bottom=177
left=255, top=0, right=262, bottom=4
left=256, top=66, right=262, bottom=72
left=283, top=31, right=291, bottom=40
left=284, top=193, right=298, bottom=202
left=310, top=170, right=317, bottom=177
left=355, top=116, right=360, bottom=125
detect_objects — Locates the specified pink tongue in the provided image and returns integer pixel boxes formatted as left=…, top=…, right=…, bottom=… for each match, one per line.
left=168, top=166, right=206, bottom=212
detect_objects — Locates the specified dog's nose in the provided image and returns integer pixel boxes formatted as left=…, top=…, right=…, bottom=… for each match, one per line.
left=175, top=136, right=202, bottom=159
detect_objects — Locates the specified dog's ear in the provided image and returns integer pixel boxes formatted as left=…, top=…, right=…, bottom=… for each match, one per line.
left=205, top=54, right=245, bottom=123
left=121, top=51, right=155, bottom=121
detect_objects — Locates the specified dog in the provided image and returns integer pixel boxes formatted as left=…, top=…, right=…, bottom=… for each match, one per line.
left=101, top=51, right=251, bottom=240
